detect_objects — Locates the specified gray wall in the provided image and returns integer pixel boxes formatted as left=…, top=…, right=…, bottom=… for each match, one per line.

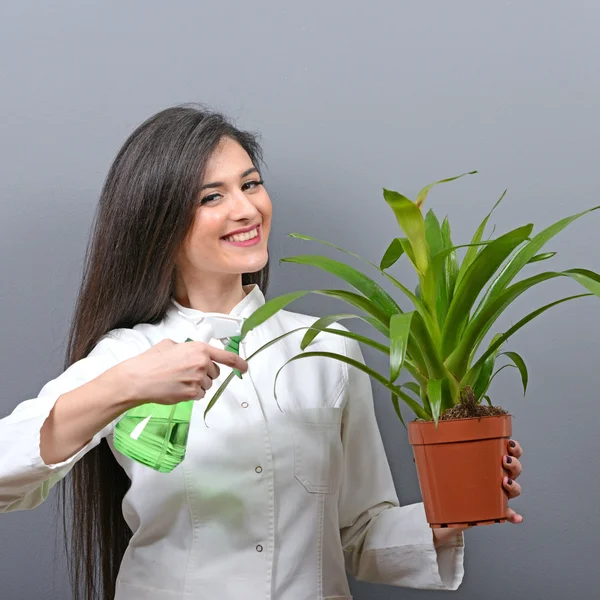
left=1, top=1, right=599, bottom=598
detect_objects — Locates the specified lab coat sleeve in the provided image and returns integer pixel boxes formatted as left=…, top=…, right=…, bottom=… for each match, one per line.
left=0, top=329, right=148, bottom=513
left=338, top=337, right=465, bottom=591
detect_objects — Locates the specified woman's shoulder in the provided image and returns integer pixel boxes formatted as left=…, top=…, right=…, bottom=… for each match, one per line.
left=89, top=326, right=153, bottom=360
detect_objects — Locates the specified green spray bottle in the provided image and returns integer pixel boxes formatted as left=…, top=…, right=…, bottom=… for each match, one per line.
left=113, top=313, right=245, bottom=473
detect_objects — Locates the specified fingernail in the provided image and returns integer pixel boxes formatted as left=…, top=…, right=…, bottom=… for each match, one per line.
left=507, top=478, right=513, bottom=485
left=506, top=456, right=513, bottom=464
left=509, top=440, right=516, bottom=448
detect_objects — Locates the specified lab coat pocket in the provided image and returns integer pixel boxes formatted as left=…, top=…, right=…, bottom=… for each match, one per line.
left=290, top=407, right=343, bottom=494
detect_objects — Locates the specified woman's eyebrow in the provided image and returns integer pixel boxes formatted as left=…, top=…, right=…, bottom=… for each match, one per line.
left=200, top=167, right=259, bottom=191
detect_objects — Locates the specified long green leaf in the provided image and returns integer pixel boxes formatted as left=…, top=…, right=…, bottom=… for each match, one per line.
left=442, top=224, right=533, bottom=358
left=472, top=333, right=504, bottom=400
left=281, top=254, right=402, bottom=316
left=383, top=189, right=429, bottom=274
left=462, top=293, right=592, bottom=387
left=415, top=171, right=478, bottom=209
left=455, top=189, right=507, bottom=290
left=411, top=313, right=459, bottom=402
left=300, top=313, right=385, bottom=349
left=285, top=232, right=435, bottom=338
left=391, top=392, right=407, bottom=428
left=528, top=252, right=556, bottom=264
left=399, top=238, right=418, bottom=270
left=380, top=238, right=406, bottom=269
left=241, top=289, right=392, bottom=340
left=481, top=206, right=600, bottom=305
left=390, top=312, right=414, bottom=382
left=305, top=326, right=430, bottom=391
left=424, top=210, right=445, bottom=322
left=484, top=364, right=518, bottom=396
left=425, top=210, right=444, bottom=256
left=447, top=269, right=600, bottom=375
left=403, top=381, right=422, bottom=397
left=206, top=324, right=391, bottom=420
left=428, top=378, right=444, bottom=425
left=273, top=350, right=431, bottom=421
left=441, top=217, right=459, bottom=312
left=501, top=351, right=528, bottom=395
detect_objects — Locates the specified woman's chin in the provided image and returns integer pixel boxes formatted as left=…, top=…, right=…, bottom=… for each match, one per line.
left=231, top=252, right=269, bottom=275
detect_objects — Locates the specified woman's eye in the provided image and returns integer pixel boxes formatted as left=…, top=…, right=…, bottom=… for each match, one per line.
left=200, top=193, right=221, bottom=205
left=242, top=179, right=264, bottom=192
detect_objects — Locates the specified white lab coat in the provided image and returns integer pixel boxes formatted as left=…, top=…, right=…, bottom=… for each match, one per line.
left=0, top=284, right=464, bottom=599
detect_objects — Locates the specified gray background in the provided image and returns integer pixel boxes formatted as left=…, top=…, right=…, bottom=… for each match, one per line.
left=1, top=1, right=598, bottom=599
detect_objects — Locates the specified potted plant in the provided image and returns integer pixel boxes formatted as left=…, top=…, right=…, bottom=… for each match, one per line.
left=207, top=172, right=600, bottom=528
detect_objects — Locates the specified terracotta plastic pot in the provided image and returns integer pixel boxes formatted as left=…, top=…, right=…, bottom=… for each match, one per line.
left=408, top=415, right=512, bottom=528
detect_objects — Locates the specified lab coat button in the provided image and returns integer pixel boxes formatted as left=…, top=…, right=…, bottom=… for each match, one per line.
left=241, top=402, right=249, bottom=408
left=255, top=466, right=263, bottom=474
left=256, top=544, right=263, bottom=553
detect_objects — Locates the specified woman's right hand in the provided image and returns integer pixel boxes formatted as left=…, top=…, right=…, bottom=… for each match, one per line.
left=118, top=339, right=249, bottom=407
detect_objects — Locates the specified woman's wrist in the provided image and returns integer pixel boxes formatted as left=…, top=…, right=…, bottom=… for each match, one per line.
left=101, top=361, right=142, bottom=413
left=432, top=526, right=465, bottom=548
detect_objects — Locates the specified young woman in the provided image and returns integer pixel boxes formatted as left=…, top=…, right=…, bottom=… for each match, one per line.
left=0, top=106, right=524, bottom=600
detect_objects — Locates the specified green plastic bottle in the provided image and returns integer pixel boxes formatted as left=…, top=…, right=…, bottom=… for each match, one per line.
left=113, top=314, right=244, bottom=473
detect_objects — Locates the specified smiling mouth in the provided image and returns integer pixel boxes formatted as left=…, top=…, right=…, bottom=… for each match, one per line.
left=222, top=225, right=260, bottom=243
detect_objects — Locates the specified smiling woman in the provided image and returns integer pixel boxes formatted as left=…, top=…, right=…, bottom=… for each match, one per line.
left=0, top=104, right=477, bottom=600
left=174, top=136, right=272, bottom=312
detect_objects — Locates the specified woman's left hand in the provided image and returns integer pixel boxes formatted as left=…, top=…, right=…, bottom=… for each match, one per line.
left=503, top=438, right=524, bottom=524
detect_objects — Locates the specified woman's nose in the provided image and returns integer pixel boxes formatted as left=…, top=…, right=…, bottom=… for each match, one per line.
left=229, top=189, right=260, bottom=219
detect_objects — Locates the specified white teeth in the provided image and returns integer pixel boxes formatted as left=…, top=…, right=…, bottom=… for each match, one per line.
left=224, top=227, right=259, bottom=243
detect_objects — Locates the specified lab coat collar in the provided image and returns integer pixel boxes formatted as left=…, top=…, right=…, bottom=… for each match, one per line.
left=169, top=284, right=265, bottom=325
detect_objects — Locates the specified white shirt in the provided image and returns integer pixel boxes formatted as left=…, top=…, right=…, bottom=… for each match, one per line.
left=0, top=285, right=464, bottom=599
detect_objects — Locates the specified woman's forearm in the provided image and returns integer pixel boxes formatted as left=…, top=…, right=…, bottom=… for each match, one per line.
left=39, top=363, right=138, bottom=465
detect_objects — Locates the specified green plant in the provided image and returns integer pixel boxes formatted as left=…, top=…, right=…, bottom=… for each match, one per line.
left=207, top=173, right=600, bottom=425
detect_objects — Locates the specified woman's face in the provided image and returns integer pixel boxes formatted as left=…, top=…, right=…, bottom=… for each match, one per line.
left=176, top=137, right=272, bottom=286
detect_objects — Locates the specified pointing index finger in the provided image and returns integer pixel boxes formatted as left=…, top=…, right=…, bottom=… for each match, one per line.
left=206, top=345, right=249, bottom=373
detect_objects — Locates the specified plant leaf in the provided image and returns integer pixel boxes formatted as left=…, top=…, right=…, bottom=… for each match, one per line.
left=403, top=381, right=422, bottom=397
left=425, top=210, right=445, bottom=257
left=528, top=252, right=556, bottom=264
left=383, top=189, right=429, bottom=274
left=241, top=290, right=308, bottom=338
left=455, top=189, right=507, bottom=290
left=485, top=364, right=518, bottom=395
left=424, top=210, right=445, bottom=322
left=482, top=206, right=600, bottom=305
left=284, top=233, right=437, bottom=339
left=207, top=324, right=389, bottom=420
left=447, top=269, right=600, bottom=376
left=391, top=392, right=407, bottom=428
left=463, top=293, right=592, bottom=387
left=441, top=217, right=459, bottom=313
left=380, top=238, right=406, bottom=269
left=300, top=313, right=385, bottom=350
left=390, top=312, right=414, bottom=383
left=273, top=351, right=431, bottom=421
left=399, top=238, right=418, bottom=270
left=441, top=224, right=533, bottom=358
left=472, top=333, right=504, bottom=400
left=428, top=378, right=444, bottom=425
left=415, top=171, right=478, bottom=209
left=281, top=254, right=401, bottom=317
left=241, top=289, right=392, bottom=340
left=501, top=351, right=528, bottom=394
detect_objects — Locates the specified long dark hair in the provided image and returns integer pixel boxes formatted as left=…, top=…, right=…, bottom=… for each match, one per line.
left=58, top=105, right=270, bottom=600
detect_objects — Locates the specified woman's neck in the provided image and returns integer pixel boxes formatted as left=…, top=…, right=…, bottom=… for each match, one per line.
left=173, top=276, right=248, bottom=314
